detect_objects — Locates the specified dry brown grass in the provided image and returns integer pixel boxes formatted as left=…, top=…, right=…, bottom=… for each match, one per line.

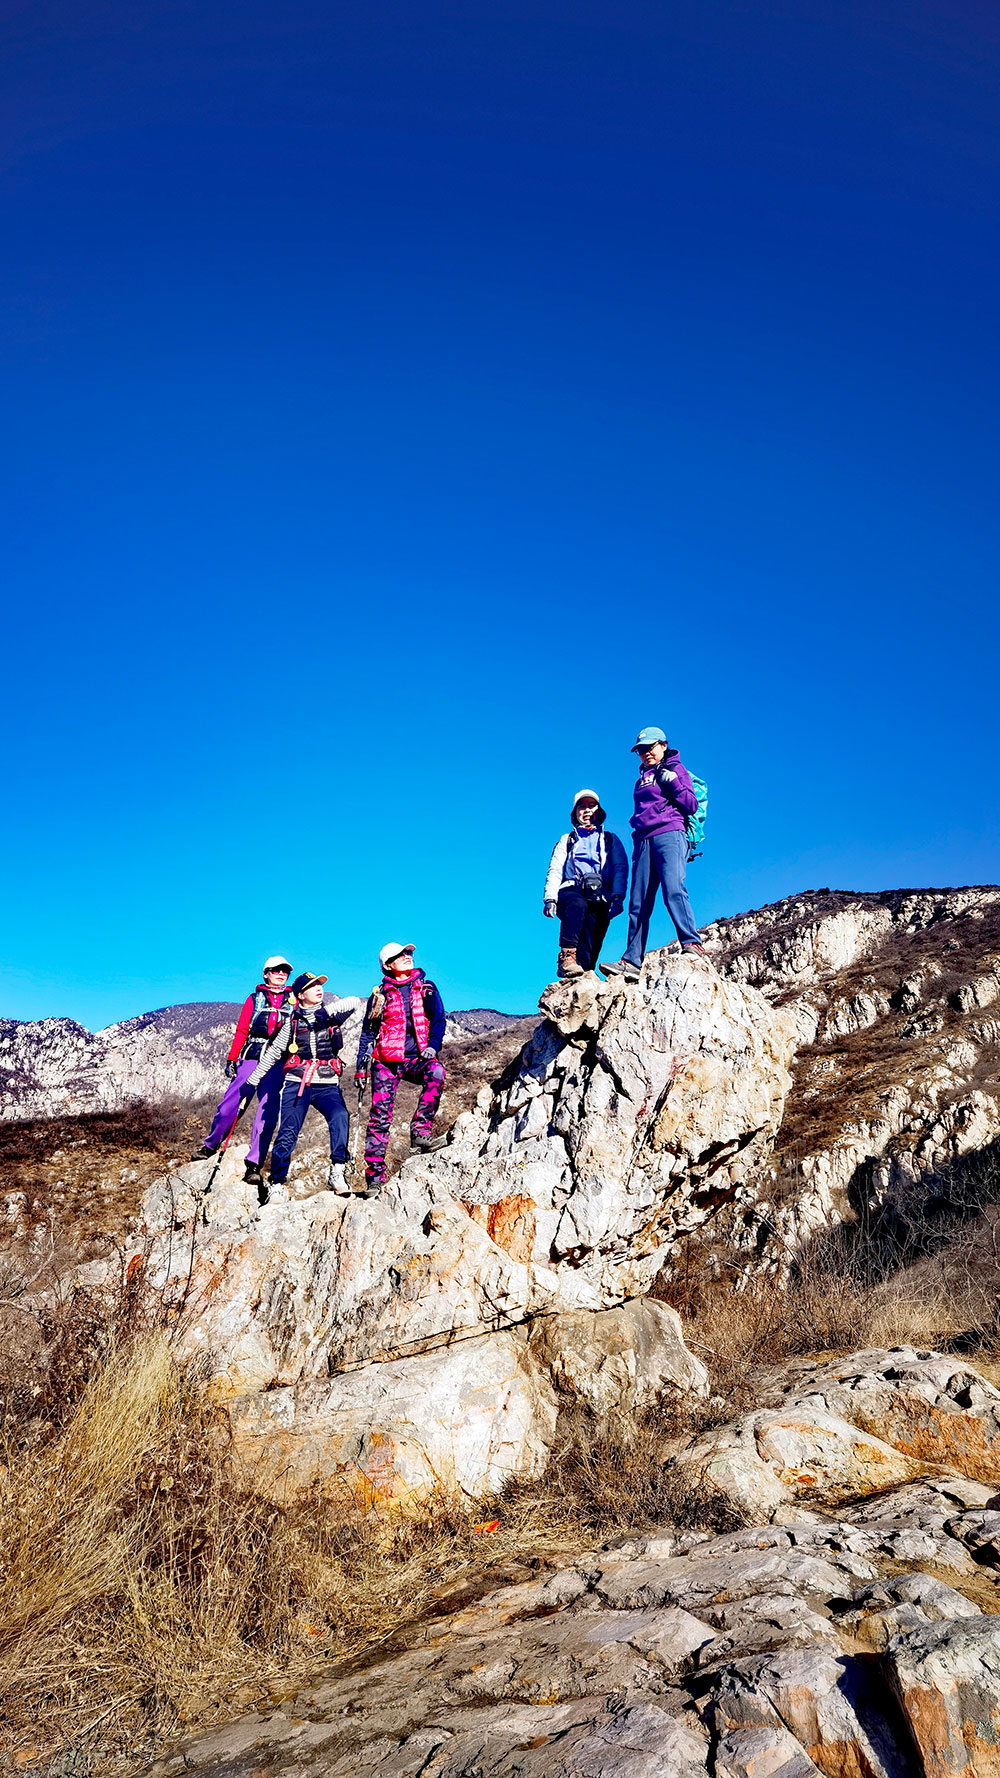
left=659, top=1190, right=1000, bottom=1407
left=0, top=1316, right=722, bottom=1771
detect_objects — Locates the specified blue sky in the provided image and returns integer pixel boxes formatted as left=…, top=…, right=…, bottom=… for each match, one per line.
left=2, top=0, right=998, bottom=1028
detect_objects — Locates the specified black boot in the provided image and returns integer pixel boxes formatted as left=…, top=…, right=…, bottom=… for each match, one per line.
left=257, top=1180, right=271, bottom=1207
left=191, top=1145, right=218, bottom=1162
left=244, top=1161, right=263, bottom=1186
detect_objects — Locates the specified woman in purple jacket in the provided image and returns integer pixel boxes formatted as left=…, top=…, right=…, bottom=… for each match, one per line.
left=601, top=726, right=706, bottom=982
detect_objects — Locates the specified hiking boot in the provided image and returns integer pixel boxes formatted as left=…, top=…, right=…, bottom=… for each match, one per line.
left=358, top=1183, right=383, bottom=1199
left=557, top=947, right=583, bottom=980
left=682, top=944, right=708, bottom=955
left=192, top=1145, right=218, bottom=1162
left=327, top=1162, right=350, bottom=1195
left=244, top=1161, right=263, bottom=1186
left=411, top=1133, right=448, bottom=1154
left=257, top=1181, right=270, bottom=1207
left=600, top=959, right=640, bottom=982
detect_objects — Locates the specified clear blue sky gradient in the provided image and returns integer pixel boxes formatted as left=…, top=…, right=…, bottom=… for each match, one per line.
left=2, top=1, right=998, bottom=1028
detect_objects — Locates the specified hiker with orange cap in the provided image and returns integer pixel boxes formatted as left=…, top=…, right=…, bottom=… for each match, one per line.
left=248, top=971, right=364, bottom=1205
left=543, top=789, right=628, bottom=979
left=355, top=943, right=447, bottom=1196
left=192, top=955, right=295, bottom=1185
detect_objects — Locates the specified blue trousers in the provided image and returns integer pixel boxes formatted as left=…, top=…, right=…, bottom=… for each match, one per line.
left=624, top=829, right=701, bottom=963
left=269, top=1075, right=349, bottom=1182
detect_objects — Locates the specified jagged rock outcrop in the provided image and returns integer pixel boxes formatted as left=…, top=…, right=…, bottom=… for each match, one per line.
left=99, top=951, right=785, bottom=1502
left=704, top=885, right=1000, bottom=1253
left=146, top=1344, right=1000, bottom=1778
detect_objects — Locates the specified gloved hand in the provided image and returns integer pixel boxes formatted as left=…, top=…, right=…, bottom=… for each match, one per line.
left=355, top=1071, right=368, bottom=1097
left=608, top=899, right=623, bottom=919
left=543, top=901, right=556, bottom=918
left=655, top=765, right=678, bottom=791
left=420, top=1046, right=437, bottom=1062
left=225, top=1059, right=239, bottom=1080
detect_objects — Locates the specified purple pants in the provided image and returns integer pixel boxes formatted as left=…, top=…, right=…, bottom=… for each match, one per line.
left=364, top=1055, right=445, bottom=1186
left=204, top=1056, right=283, bottom=1165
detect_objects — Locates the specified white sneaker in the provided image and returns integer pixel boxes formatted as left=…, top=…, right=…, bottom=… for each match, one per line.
left=327, top=1163, right=350, bottom=1195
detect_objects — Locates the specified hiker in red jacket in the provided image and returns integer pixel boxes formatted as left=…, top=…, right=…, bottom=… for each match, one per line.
left=193, top=955, right=295, bottom=1185
left=601, top=727, right=706, bottom=982
left=355, top=943, right=448, bottom=1195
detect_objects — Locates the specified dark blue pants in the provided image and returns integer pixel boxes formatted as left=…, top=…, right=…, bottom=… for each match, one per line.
left=556, top=885, right=612, bottom=971
left=624, top=829, right=701, bottom=963
left=269, top=1075, right=349, bottom=1182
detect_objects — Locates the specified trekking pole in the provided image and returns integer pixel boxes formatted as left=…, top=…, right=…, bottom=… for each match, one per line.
left=203, top=1090, right=254, bottom=1196
left=347, top=1076, right=365, bottom=1184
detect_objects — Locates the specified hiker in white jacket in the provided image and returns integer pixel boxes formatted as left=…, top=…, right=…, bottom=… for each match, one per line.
left=543, top=789, right=629, bottom=979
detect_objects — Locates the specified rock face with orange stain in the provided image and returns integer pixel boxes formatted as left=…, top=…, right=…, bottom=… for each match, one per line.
left=668, top=1347, right=1000, bottom=1524
left=887, top=1617, right=1000, bottom=1777
left=426, top=952, right=796, bottom=1297
left=83, top=948, right=786, bottom=1505
left=227, top=1332, right=559, bottom=1509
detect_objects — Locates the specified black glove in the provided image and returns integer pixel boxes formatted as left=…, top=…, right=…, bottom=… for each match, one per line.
left=225, top=1059, right=238, bottom=1080
left=608, top=899, right=623, bottom=919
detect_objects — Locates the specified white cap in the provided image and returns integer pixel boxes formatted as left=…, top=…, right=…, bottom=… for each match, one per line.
left=263, top=955, right=292, bottom=971
left=379, top=941, right=415, bottom=970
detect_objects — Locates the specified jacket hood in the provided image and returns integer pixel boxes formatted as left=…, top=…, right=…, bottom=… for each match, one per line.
left=571, top=786, right=607, bottom=826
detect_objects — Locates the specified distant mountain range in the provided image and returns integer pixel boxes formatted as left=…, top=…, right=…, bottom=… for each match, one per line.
left=0, top=1001, right=532, bottom=1120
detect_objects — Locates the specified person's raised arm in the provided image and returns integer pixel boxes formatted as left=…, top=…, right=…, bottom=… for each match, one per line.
left=327, top=994, right=365, bottom=1024
left=658, top=758, right=699, bottom=817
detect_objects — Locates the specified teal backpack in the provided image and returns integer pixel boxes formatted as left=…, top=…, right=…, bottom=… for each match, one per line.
left=685, top=774, right=708, bottom=861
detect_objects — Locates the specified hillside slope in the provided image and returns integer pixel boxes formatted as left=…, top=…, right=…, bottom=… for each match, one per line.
left=704, top=884, right=1000, bottom=1248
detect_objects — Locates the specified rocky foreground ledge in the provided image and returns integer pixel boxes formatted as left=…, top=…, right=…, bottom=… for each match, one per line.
left=148, top=1345, right=1000, bottom=1778
left=80, top=949, right=792, bottom=1505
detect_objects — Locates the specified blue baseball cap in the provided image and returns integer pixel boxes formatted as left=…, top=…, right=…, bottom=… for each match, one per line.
left=631, top=726, right=667, bottom=752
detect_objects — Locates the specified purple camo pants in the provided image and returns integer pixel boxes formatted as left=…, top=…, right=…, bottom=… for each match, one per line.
left=203, top=1056, right=283, bottom=1165
left=364, top=1055, right=445, bottom=1185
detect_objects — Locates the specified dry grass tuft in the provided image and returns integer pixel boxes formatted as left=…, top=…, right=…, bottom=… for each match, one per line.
left=544, top=1405, right=749, bottom=1536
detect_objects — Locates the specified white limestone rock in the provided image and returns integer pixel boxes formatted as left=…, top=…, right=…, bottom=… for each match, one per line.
left=527, top=1299, right=710, bottom=1417
left=227, top=1332, right=557, bottom=1507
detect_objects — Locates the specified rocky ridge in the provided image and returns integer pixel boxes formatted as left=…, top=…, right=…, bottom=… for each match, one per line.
left=703, top=884, right=1000, bottom=1253
left=70, top=949, right=788, bottom=1503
